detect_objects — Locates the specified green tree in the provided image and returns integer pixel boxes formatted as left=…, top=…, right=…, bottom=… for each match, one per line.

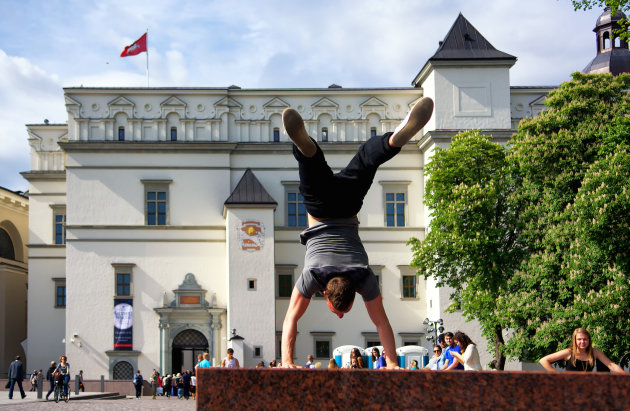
left=573, top=1, right=630, bottom=42
left=497, top=72, right=630, bottom=363
left=408, top=130, right=522, bottom=370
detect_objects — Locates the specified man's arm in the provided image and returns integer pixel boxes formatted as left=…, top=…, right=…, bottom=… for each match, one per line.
left=445, top=355, right=460, bottom=370
left=281, top=287, right=311, bottom=368
left=364, top=294, right=399, bottom=369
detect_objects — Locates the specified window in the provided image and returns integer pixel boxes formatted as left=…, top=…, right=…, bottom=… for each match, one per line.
left=113, top=263, right=135, bottom=297
left=362, top=332, right=380, bottom=348
left=276, top=265, right=296, bottom=298
left=112, top=361, right=134, bottom=380
left=116, top=273, right=131, bottom=297
left=386, top=192, right=406, bottom=227
left=0, top=228, right=15, bottom=260
left=248, top=278, right=257, bottom=291
left=402, top=275, right=417, bottom=299
left=370, top=127, right=377, bottom=137
left=315, top=340, right=330, bottom=358
left=380, top=182, right=410, bottom=228
left=147, top=191, right=167, bottom=225
left=118, top=127, right=125, bottom=141
left=171, top=127, right=177, bottom=141
left=321, top=127, right=328, bottom=142
left=273, top=128, right=280, bottom=142
left=276, top=331, right=283, bottom=360
left=53, top=278, right=66, bottom=308
left=400, top=333, right=422, bottom=346
left=142, top=180, right=172, bottom=226
left=311, top=332, right=335, bottom=359
left=287, top=191, right=306, bottom=227
left=50, top=205, right=66, bottom=245
left=370, top=265, right=383, bottom=293
left=254, top=346, right=262, bottom=358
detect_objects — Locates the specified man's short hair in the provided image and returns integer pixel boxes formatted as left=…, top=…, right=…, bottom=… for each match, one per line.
left=437, top=333, right=445, bottom=344
left=16, top=355, right=21, bottom=360
left=325, top=276, right=355, bottom=312
left=444, top=331, right=454, bottom=338
left=227, top=348, right=234, bottom=354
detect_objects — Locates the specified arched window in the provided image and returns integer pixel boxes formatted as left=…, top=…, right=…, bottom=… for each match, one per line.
left=172, top=329, right=208, bottom=348
left=0, top=228, right=15, bottom=260
left=112, top=361, right=134, bottom=380
left=273, top=128, right=280, bottom=142
left=614, top=36, right=621, bottom=48
left=321, top=127, right=328, bottom=142
left=603, top=32, right=611, bottom=49
left=118, top=127, right=125, bottom=141
left=171, top=127, right=177, bottom=141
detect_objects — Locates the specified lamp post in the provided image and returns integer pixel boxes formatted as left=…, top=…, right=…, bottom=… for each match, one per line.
left=423, top=318, right=444, bottom=344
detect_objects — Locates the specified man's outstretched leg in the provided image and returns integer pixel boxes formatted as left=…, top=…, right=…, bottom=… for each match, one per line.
left=389, top=96, right=434, bottom=147
left=283, top=108, right=317, bottom=157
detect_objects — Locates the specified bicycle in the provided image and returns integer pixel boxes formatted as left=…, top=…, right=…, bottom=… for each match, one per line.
left=53, top=372, right=70, bottom=403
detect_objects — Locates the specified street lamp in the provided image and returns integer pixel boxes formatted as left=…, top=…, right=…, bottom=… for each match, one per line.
left=423, top=318, right=444, bottom=343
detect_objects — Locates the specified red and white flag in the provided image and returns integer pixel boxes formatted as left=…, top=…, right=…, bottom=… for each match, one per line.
left=120, top=33, right=147, bottom=57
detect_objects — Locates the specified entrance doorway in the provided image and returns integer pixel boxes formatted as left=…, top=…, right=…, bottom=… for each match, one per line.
left=172, top=329, right=209, bottom=374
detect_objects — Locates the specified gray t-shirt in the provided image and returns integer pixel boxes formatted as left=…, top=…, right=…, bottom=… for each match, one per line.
left=296, top=217, right=380, bottom=302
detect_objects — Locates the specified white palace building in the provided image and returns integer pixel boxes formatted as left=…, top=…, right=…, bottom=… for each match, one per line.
left=23, top=13, right=567, bottom=377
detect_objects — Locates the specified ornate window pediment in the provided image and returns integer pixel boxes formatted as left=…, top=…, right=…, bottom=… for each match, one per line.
left=360, top=96, right=388, bottom=119
left=160, top=96, right=187, bottom=117
left=108, top=96, right=135, bottom=118
left=263, top=97, right=290, bottom=119
left=312, top=97, right=338, bottom=118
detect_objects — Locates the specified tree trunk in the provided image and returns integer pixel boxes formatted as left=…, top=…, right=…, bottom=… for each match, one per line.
left=493, top=325, right=506, bottom=370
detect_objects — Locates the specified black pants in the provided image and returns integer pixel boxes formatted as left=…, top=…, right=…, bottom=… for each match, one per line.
left=135, top=384, right=142, bottom=398
left=294, top=133, right=399, bottom=219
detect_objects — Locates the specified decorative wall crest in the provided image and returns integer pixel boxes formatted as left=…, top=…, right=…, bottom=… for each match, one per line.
left=239, top=220, right=265, bottom=251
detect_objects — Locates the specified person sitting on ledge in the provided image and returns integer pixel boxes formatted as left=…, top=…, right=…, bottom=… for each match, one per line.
left=539, top=327, right=625, bottom=373
left=279, top=97, right=434, bottom=369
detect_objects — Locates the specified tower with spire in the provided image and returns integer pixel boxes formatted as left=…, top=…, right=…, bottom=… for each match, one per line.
left=583, top=7, right=630, bottom=75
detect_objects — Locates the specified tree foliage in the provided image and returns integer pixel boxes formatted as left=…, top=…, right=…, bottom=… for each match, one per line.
left=408, top=130, right=523, bottom=369
left=573, top=0, right=630, bottom=42
left=497, top=72, right=630, bottom=362
left=411, top=73, right=630, bottom=368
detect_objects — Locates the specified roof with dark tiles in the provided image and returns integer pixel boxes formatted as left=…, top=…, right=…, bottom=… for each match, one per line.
left=224, top=169, right=277, bottom=206
left=429, top=13, right=516, bottom=61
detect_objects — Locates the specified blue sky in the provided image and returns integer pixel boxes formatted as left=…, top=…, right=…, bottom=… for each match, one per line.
left=0, top=0, right=603, bottom=191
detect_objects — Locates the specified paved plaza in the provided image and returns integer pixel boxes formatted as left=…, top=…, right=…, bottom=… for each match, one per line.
left=0, top=391, right=196, bottom=410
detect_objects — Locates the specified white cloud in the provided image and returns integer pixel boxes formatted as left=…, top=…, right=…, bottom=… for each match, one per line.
left=0, top=49, right=65, bottom=190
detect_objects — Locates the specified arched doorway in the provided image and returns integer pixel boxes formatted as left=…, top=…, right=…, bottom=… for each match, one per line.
left=172, top=329, right=208, bottom=374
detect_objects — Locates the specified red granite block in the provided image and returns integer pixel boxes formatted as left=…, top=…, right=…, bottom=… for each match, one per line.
left=197, top=368, right=630, bottom=410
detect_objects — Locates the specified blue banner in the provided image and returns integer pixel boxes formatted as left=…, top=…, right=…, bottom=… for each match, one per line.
left=114, top=299, right=133, bottom=350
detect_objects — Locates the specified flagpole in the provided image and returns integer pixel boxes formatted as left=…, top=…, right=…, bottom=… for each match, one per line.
left=146, top=28, right=149, bottom=87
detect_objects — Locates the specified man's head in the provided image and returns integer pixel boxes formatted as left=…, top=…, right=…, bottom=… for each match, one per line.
left=437, top=333, right=446, bottom=348
left=227, top=348, right=234, bottom=358
left=203, top=352, right=210, bottom=360
left=307, top=354, right=314, bottom=362
left=444, top=332, right=455, bottom=348
left=323, top=276, right=355, bottom=318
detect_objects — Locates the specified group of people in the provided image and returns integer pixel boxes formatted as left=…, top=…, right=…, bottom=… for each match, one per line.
left=141, top=369, right=197, bottom=400
left=424, top=331, right=481, bottom=371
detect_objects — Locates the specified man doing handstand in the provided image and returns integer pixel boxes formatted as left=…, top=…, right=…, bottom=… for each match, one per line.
left=280, top=97, right=434, bottom=369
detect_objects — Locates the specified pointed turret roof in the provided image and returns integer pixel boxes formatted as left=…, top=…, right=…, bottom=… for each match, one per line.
left=412, top=13, right=516, bottom=86
left=430, top=13, right=516, bottom=61
left=224, top=169, right=277, bottom=206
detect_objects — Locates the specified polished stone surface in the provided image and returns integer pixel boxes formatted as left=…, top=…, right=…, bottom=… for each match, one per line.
left=197, top=368, right=630, bottom=409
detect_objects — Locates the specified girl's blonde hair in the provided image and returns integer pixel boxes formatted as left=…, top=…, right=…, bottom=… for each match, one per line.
left=569, top=328, right=594, bottom=368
